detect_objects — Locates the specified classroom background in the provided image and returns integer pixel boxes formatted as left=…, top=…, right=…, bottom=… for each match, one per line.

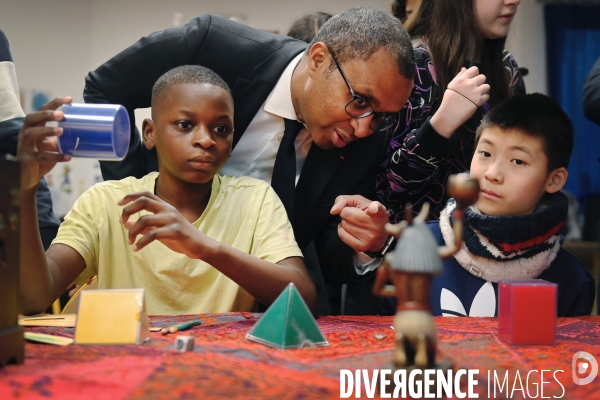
left=1, top=0, right=598, bottom=239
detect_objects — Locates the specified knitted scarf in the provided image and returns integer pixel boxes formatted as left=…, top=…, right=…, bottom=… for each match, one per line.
left=439, top=192, right=568, bottom=282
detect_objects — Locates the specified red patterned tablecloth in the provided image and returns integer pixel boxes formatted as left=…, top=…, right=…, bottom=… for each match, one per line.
left=0, top=315, right=598, bottom=399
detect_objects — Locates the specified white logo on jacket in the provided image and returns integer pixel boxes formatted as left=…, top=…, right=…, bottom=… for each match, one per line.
left=440, top=282, right=496, bottom=317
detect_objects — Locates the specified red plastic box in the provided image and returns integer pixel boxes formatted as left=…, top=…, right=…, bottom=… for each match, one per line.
left=498, top=279, right=557, bottom=345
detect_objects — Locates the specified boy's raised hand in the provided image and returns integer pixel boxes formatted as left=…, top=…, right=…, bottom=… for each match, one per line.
left=118, top=191, right=212, bottom=259
left=17, top=97, right=73, bottom=192
left=430, top=66, right=491, bottom=138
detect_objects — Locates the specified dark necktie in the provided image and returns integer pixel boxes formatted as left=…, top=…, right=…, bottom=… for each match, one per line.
left=271, top=118, right=303, bottom=224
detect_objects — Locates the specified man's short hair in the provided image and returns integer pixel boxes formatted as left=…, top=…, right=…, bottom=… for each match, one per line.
left=152, top=65, right=232, bottom=108
left=476, top=93, right=574, bottom=171
left=307, top=6, right=415, bottom=80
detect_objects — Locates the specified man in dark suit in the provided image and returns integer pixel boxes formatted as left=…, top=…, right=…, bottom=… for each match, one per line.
left=83, top=7, right=415, bottom=315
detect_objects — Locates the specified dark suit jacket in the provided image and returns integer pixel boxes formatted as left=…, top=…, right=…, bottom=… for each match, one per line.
left=84, top=15, right=389, bottom=315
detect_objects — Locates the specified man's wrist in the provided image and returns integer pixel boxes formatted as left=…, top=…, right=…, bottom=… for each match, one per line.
left=363, top=235, right=396, bottom=259
left=353, top=252, right=384, bottom=275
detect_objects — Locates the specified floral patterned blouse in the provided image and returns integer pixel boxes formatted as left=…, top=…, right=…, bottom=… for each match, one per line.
left=375, top=43, right=525, bottom=223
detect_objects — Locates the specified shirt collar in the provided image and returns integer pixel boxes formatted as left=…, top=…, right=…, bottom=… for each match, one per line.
left=264, top=52, right=304, bottom=121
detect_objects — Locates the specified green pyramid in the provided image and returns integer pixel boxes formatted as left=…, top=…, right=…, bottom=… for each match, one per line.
left=246, top=283, right=328, bottom=349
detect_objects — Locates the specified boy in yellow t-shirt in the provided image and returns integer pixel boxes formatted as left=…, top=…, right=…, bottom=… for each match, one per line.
left=17, top=65, right=316, bottom=315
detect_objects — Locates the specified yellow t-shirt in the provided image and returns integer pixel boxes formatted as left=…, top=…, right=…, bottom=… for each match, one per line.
left=52, top=172, right=302, bottom=315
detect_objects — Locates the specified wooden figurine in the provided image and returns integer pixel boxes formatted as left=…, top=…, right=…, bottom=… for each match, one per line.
left=373, top=174, right=479, bottom=373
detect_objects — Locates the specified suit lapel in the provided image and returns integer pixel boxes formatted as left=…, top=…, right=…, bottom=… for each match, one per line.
left=230, top=77, right=270, bottom=148
left=230, top=43, right=306, bottom=149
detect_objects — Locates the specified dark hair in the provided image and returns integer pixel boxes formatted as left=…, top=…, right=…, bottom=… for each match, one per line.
left=287, top=12, right=332, bottom=43
left=393, top=0, right=424, bottom=25
left=404, top=0, right=433, bottom=38
left=408, top=0, right=510, bottom=110
left=391, top=0, right=407, bottom=21
left=152, top=65, right=232, bottom=108
left=307, top=6, right=415, bottom=80
left=476, top=93, right=574, bottom=171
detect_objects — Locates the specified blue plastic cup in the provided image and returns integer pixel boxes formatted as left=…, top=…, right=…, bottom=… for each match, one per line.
left=48, top=103, right=131, bottom=160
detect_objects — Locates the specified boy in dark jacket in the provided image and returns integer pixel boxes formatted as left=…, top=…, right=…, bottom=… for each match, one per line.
left=383, top=93, right=595, bottom=317
left=429, top=93, right=594, bottom=317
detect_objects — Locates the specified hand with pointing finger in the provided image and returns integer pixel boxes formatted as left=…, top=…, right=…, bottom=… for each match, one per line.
left=331, top=195, right=390, bottom=253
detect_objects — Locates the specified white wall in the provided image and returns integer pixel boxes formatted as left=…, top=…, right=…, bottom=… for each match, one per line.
left=86, top=0, right=391, bottom=134
left=506, top=0, right=547, bottom=94
left=0, top=0, right=391, bottom=215
left=0, top=0, right=547, bottom=215
left=0, top=0, right=93, bottom=103
left=2, top=0, right=547, bottom=107
left=88, top=0, right=391, bottom=69
left=1, top=0, right=391, bottom=103
left=0, top=0, right=98, bottom=217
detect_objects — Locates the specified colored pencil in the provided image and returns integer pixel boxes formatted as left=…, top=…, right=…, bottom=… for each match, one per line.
left=161, top=320, right=202, bottom=335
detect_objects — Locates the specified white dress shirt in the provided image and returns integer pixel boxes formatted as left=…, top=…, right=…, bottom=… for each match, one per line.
left=219, top=53, right=311, bottom=186
left=218, top=52, right=379, bottom=275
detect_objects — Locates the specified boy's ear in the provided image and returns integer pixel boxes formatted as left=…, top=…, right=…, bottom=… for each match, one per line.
left=545, top=167, right=568, bottom=194
left=142, top=118, right=155, bottom=150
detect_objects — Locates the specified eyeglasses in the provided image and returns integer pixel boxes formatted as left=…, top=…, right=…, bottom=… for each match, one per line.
left=327, top=46, right=399, bottom=132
